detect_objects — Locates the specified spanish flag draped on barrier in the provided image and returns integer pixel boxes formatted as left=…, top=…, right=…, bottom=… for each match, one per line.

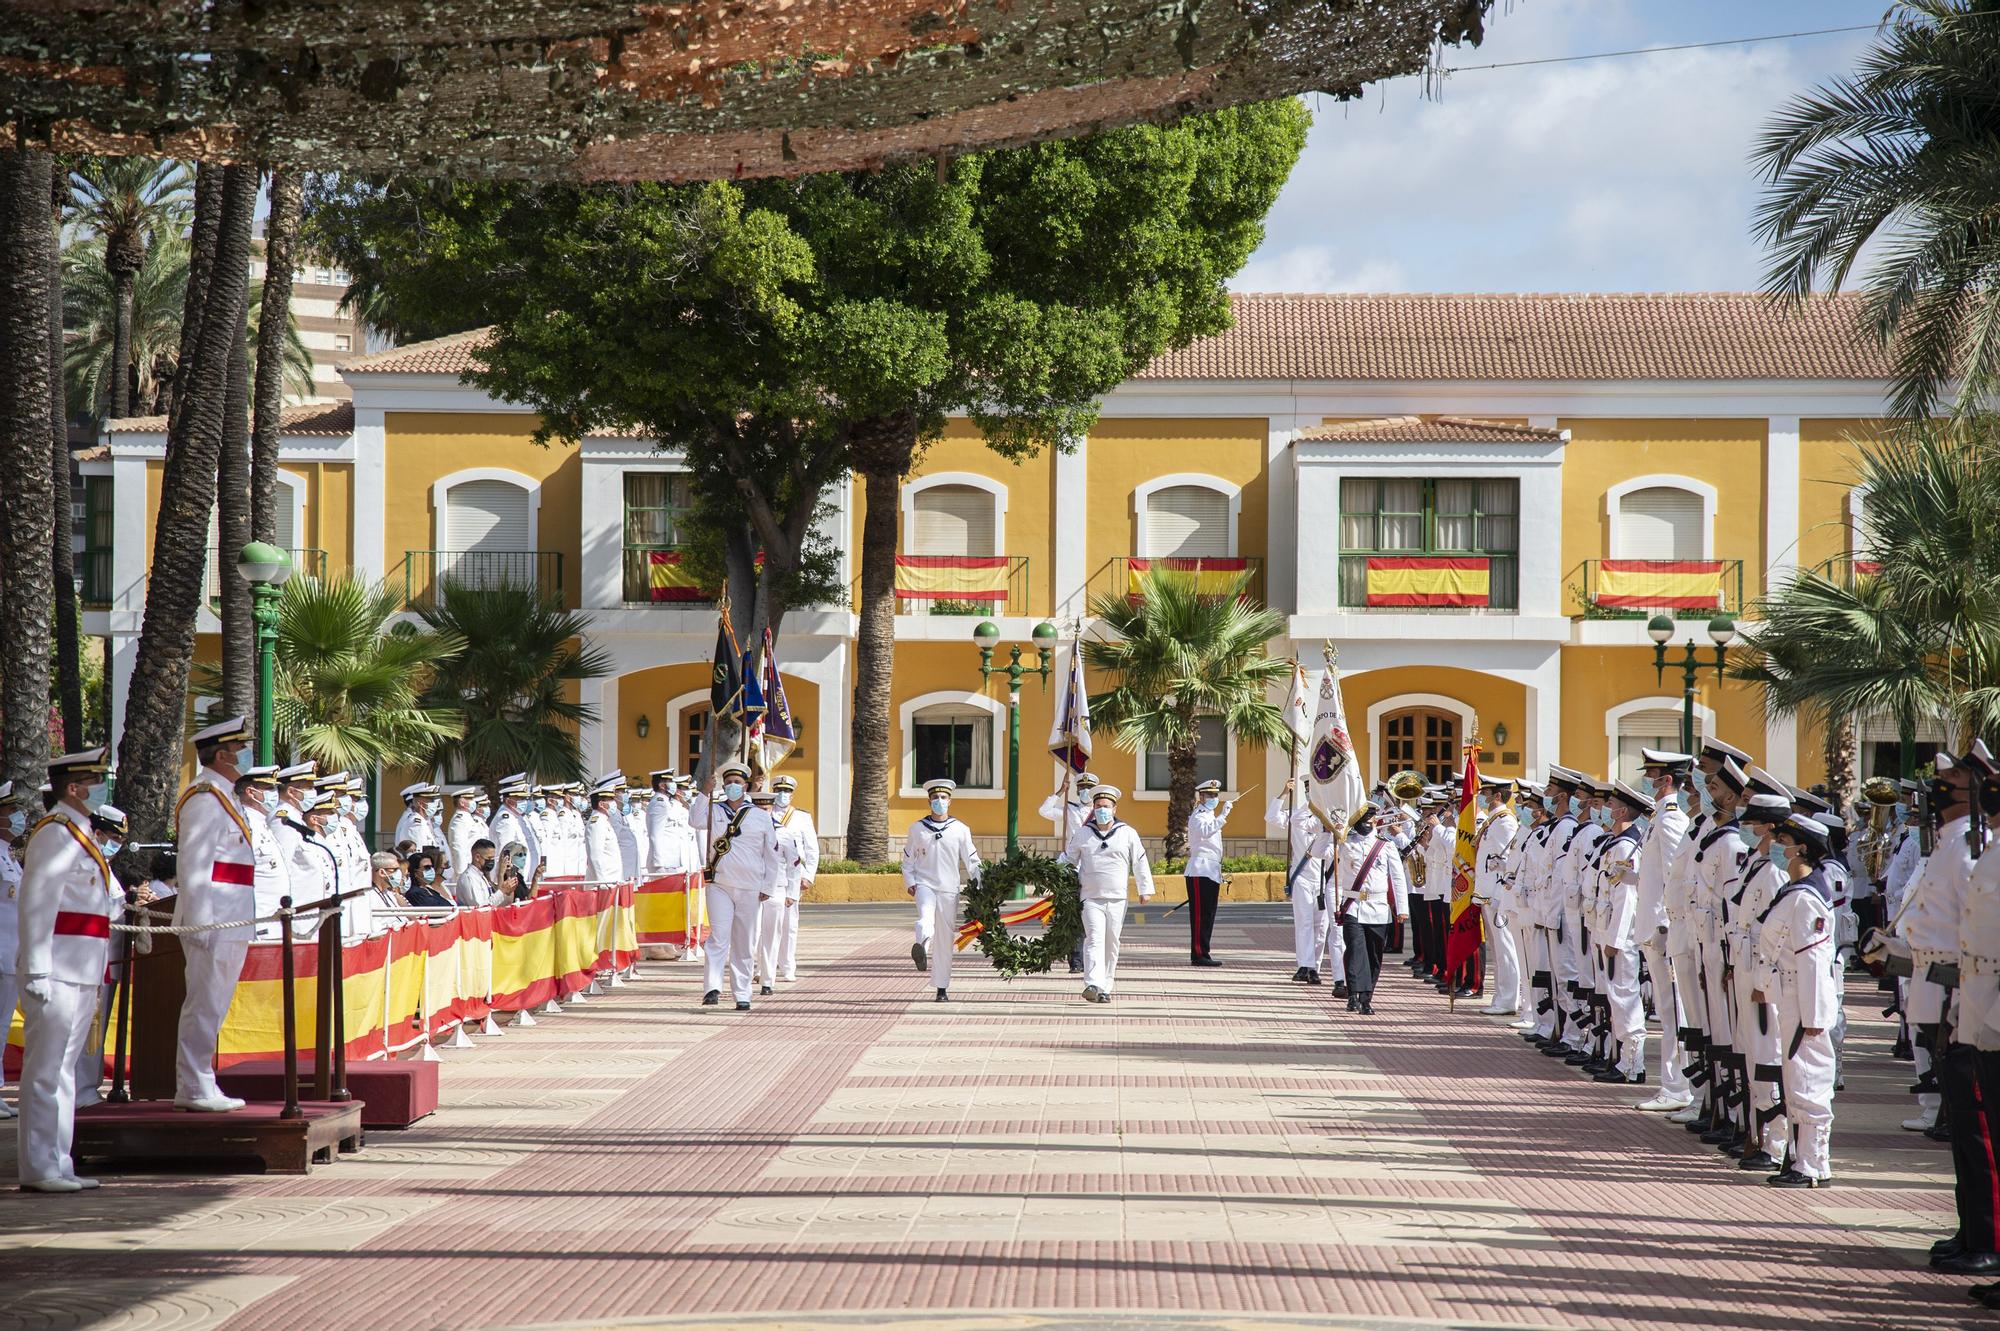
left=4, top=884, right=643, bottom=1074
left=894, top=555, right=1012, bottom=604
left=632, top=869, right=709, bottom=948
left=1443, top=731, right=1485, bottom=985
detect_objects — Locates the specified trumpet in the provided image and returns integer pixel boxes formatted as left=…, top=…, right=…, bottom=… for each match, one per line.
left=1387, top=770, right=1426, bottom=804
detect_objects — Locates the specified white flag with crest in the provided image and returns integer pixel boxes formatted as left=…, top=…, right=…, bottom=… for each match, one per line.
left=1306, top=657, right=1365, bottom=828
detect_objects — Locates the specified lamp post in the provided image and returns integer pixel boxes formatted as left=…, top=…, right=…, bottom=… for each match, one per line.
left=975, top=618, right=1058, bottom=857
left=1648, top=612, right=1737, bottom=756
left=237, top=541, right=294, bottom=764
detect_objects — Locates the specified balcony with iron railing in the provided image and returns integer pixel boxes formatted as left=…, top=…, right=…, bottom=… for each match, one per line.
left=399, top=549, right=565, bottom=610
left=1569, top=558, right=1745, bottom=620
left=884, top=554, right=1032, bottom=616
left=1087, top=555, right=1265, bottom=607
left=1809, top=553, right=1884, bottom=588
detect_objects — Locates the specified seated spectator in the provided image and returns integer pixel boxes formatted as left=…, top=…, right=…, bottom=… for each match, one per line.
left=403, top=850, right=454, bottom=909
left=456, top=837, right=500, bottom=908
left=495, top=840, right=542, bottom=903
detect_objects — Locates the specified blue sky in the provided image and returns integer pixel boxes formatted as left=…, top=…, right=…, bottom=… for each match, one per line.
left=1234, top=0, right=1888, bottom=294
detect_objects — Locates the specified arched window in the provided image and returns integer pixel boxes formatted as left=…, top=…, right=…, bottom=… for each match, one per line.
left=438, top=474, right=535, bottom=588
left=1610, top=704, right=1707, bottom=784
left=900, top=691, right=1004, bottom=794
left=1141, top=483, right=1232, bottom=558
left=1614, top=485, right=1705, bottom=560
left=909, top=483, right=997, bottom=557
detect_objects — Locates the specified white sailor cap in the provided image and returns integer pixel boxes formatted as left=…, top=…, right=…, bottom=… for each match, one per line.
left=717, top=761, right=751, bottom=780
left=191, top=715, right=250, bottom=747
left=750, top=789, right=777, bottom=805
left=1701, top=738, right=1753, bottom=766
left=1610, top=780, right=1655, bottom=815
left=1195, top=778, right=1223, bottom=794
left=771, top=775, right=797, bottom=793
left=1744, top=765, right=1789, bottom=798
left=1639, top=747, right=1694, bottom=772
left=1545, top=766, right=1582, bottom=790
left=1742, top=792, right=1792, bottom=824
left=401, top=782, right=438, bottom=800
left=239, top=764, right=282, bottom=786
left=1812, top=811, right=1847, bottom=832
left=1091, top=784, right=1123, bottom=802
left=1966, top=740, right=1999, bottom=777
left=1788, top=785, right=1832, bottom=814
left=1782, top=812, right=1831, bottom=847
left=1712, top=758, right=1748, bottom=794
left=922, top=778, right=957, bottom=796
left=49, top=746, right=111, bottom=778
left=275, top=761, right=316, bottom=784
left=92, top=804, right=128, bottom=835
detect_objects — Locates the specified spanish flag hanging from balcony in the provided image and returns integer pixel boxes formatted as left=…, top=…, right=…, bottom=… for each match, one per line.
left=1126, top=556, right=1249, bottom=598
left=1595, top=559, right=1724, bottom=610
left=894, top=555, right=1011, bottom=603
left=1363, top=556, right=1490, bottom=607
left=646, top=549, right=705, bottom=602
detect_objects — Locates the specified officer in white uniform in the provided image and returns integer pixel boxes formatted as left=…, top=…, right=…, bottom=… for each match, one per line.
left=1065, top=785, right=1154, bottom=1002
left=1898, top=767, right=1973, bottom=1135
left=394, top=782, right=444, bottom=854
left=1268, top=780, right=1329, bottom=985
left=1331, top=802, right=1411, bottom=1014
left=560, top=785, right=589, bottom=878
left=1503, top=784, right=1549, bottom=1033
left=445, top=787, right=482, bottom=886
left=1633, top=749, right=1695, bottom=1113
left=1756, top=813, right=1842, bottom=1188
left=172, top=718, right=264, bottom=1111
left=15, top=748, right=121, bottom=1192
left=702, top=762, right=780, bottom=1010
left=585, top=775, right=625, bottom=883
left=644, top=769, right=684, bottom=875
left=760, top=774, right=817, bottom=985
left=1476, top=779, right=1521, bottom=1016
left=902, top=779, right=981, bottom=1000
left=611, top=778, right=642, bottom=881
left=1182, top=778, right=1233, bottom=966
left=489, top=776, right=540, bottom=880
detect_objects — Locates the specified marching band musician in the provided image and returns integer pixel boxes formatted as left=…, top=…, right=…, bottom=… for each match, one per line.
left=1330, top=802, right=1410, bottom=1015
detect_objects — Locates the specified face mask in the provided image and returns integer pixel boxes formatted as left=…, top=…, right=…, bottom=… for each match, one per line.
left=1541, top=795, right=1558, bottom=814
left=1201, top=796, right=1218, bottom=812
left=724, top=781, right=746, bottom=802
left=929, top=797, right=949, bottom=818
left=420, top=866, right=436, bottom=883
left=1590, top=807, right=1612, bottom=828
left=1771, top=844, right=1791, bottom=872
left=7, top=810, right=23, bottom=837
left=355, top=798, right=369, bottom=818
left=1092, top=806, right=1113, bottom=827
left=101, top=838, right=123, bottom=858
left=510, top=853, right=526, bottom=869
left=337, top=795, right=353, bottom=813
left=618, top=795, right=632, bottom=813
left=775, top=791, right=792, bottom=809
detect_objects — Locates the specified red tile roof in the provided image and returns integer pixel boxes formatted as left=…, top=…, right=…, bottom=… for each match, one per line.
left=337, top=292, right=1892, bottom=386
left=1296, top=415, right=1564, bottom=444
left=105, top=401, right=355, bottom=436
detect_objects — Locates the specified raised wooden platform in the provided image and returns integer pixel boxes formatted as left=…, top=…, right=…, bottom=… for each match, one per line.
left=219, top=1058, right=437, bottom=1129
left=74, top=1100, right=366, bottom=1175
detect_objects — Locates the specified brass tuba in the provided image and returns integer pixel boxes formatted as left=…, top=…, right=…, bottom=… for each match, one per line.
left=1859, top=775, right=1901, bottom=881
left=1387, top=770, right=1426, bottom=804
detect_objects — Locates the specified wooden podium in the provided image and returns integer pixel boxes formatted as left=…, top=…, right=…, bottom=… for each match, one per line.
left=125, top=904, right=189, bottom=1102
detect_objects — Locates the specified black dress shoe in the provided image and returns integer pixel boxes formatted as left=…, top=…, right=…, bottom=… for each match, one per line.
left=1891, top=1037, right=1914, bottom=1061
left=702, top=989, right=720, bottom=1006
left=1306, top=969, right=1323, bottom=985
left=1699, top=1125, right=1733, bottom=1145
left=1360, top=999, right=1374, bottom=1015
left=935, top=988, right=949, bottom=1002
left=1346, top=996, right=1360, bottom=1012
left=1935, top=1234, right=1967, bottom=1257
left=1292, top=967, right=1310, bottom=982
left=1684, top=1116, right=1712, bottom=1134
left=1767, top=1171, right=1829, bottom=1189
left=1934, top=1251, right=2000, bottom=1276
left=760, top=984, right=773, bottom=996
left=1332, top=981, right=1348, bottom=998
left=735, top=1001, right=751, bottom=1011
left=1737, top=1150, right=1779, bottom=1171
left=912, top=942, right=928, bottom=972
left=1564, top=1050, right=1596, bottom=1066
left=1541, top=1043, right=1576, bottom=1058
left=1593, top=1069, right=1640, bottom=1084
left=1192, top=956, right=1223, bottom=967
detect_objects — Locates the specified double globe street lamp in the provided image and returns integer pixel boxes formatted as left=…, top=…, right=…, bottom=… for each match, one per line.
left=1647, top=612, right=1738, bottom=757
left=236, top=541, right=294, bottom=765
left=973, top=617, right=1059, bottom=857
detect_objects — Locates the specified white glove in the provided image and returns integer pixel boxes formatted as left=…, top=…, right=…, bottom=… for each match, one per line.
left=23, top=974, right=51, bottom=1002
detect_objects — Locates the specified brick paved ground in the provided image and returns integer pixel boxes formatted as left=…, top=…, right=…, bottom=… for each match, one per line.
left=0, top=904, right=1982, bottom=1331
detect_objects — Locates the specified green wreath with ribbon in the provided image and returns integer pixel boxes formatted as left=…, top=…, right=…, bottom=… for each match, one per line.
left=957, top=850, right=1085, bottom=979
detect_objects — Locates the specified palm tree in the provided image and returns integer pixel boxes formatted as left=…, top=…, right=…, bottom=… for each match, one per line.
left=1082, top=569, right=1292, bottom=859
left=415, top=582, right=613, bottom=789
left=65, top=156, right=192, bottom=420
left=192, top=575, right=465, bottom=770
left=1753, top=1, right=2000, bottom=421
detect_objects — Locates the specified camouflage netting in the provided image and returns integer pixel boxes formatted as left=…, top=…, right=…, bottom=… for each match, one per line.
left=0, top=0, right=1489, bottom=180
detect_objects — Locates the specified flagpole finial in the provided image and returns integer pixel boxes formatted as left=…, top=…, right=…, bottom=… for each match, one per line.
left=1321, top=640, right=1337, bottom=669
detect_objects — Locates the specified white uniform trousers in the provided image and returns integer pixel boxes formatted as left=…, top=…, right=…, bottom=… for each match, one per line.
left=1509, top=916, right=1538, bottom=1014
left=1734, top=963, right=1785, bottom=1154
left=73, top=981, right=112, bottom=1104
left=704, top=884, right=763, bottom=1004
left=1644, top=938, right=1692, bottom=1100
left=1532, top=928, right=1560, bottom=1038
left=912, top=885, right=939, bottom=949
left=757, top=897, right=801, bottom=982
left=176, top=933, right=251, bottom=1102
left=1907, top=974, right=1946, bottom=1116
left=1317, top=898, right=1346, bottom=978
left=1487, top=910, right=1521, bottom=1012
left=1290, top=882, right=1323, bottom=970
left=1778, top=981, right=1836, bottom=1179
left=928, top=890, right=959, bottom=990
left=18, top=979, right=96, bottom=1184
left=1555, top=909, right=1584, bottom=1037
left=1605, top=942, right=1647, bottom=1076
left=1082, top=898, right=1128, bottom=994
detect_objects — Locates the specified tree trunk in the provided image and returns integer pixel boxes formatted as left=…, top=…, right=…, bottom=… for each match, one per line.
left=115, top=163, right=256, bottom=847
left=251, top=169, right=303, bottom=547
left=0, top=148, right=58, bottom=785
left=217, top=292, right=254, bottom=723
left=1165, top=738, right=1199, bottom=861
left=845, top=410, right=918, bottom=863
left=1823, top=712, right=1857, bottom=808
left=166, top=165, right=223, bottom=438
left=48, top=170, right=82, bottom=749
left=108, top=265, right=135, bottom=420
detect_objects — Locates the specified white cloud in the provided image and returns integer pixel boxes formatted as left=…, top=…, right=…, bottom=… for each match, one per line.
left=1235, top=0, right=1883, bottom=294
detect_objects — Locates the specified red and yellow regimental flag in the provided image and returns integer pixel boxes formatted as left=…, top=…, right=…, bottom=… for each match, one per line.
left=895, top=555, right=1012, bottom=603
left=1595, top=559, right=1723, bottom=610
left=1364, top=557, right=1490, bottom=607
left=647, top=550, right=705, bottom=603
left=1444, top=737, right=1485, bottom=975
left=1126, top=557, right=1249, bottom=599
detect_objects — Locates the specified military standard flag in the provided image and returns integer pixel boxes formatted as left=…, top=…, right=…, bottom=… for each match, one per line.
left=1444, top=733, right=1485, bottom=976
left=1305, top=655, right=1364, bottom=827
left=760, top=628, right=799, bottom=767
left=1048, top=642, right=1092, bottom=774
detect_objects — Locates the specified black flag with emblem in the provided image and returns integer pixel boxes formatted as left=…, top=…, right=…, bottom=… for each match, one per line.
left=710, top=599, right=742, bottom=719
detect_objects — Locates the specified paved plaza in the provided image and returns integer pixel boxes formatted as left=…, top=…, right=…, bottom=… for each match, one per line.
left=0, top=904, right=1977, bottom=1331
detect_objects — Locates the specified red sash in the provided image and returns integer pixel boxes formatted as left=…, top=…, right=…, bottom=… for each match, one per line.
left=53, top=910, right=110, bottom=938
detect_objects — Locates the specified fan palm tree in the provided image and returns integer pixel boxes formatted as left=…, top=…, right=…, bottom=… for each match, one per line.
left=1083, top=569, right=1291, bottom=859
left=192, top=575, right=465, bottom=770
left=65, top=156, right=192, bottom=419
left=416, top=582, right=612, bottom=789
left=1753, top=1, right=2000, bottom=421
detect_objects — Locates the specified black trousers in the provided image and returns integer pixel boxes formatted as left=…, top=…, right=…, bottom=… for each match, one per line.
left=1944, top=1042, right=2000, bottom=1252
left=1186, top=875, right=1220, bottom=959
left=1424, top=898, right=1449, bottom=976
left=1344, top=921, right=1388, bottom=997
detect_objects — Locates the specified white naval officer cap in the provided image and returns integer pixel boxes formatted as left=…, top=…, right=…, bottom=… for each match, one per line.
left=498, top=779, right=531, bottom=797
left=1076, top=771, right=1099, bottom=788
left=190, top=715, right=250, bottom=747
left=1194, top=778, right=1222, bottom=795
left=589, top=774, right=622, bottom=796
left=92, top=804, right=128, bottom=836
left=314, top=769, right=351, bottom=788
left=49, top=746, right=112, bottom=778
left=401, top=781, right=438, bottom=800
left=275, top=761, right=316, bottom=784
left=1639, top=747, right=1694, bottom=772
left=649, top=767, right=677, bottom=782
left=771, top=775, right=798, bottom=792
left=239, top=764, right=282, bottom=786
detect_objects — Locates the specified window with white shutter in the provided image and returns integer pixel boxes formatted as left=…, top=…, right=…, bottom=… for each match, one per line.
left=442, top=478, right=533, bottom=588
left=909, top=484, right=996, bottom=556
left=273, top=474, right=299, bottom=555
left=1142, top=484, right=1231, bottom=558
left=1614, top=706, right=1703, bottom=784
left=1614, top=486, right=1704, bottom=559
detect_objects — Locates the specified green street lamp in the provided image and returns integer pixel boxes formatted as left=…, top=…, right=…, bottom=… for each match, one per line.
left=237, top=541, right=293, bottom=764
left=975, top=618, right=1059, bottom=857
left=1649, top=612, right=1737, bottom=756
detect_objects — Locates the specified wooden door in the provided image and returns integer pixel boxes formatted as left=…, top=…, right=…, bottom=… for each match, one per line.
left=679, top=703, right=709, bottom=776
left=1383, top=707, right=1459, bottom=785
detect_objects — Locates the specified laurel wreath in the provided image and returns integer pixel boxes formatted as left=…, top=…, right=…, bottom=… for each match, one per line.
left=961, top=851, right=1085, bottom=979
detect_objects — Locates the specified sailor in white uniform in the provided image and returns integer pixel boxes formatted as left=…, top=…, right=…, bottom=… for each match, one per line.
left=1065, top=785, right=1154, bottom=1002
left=701, top=762, right=780, bottom=1010
left=902, top=779, right=981, bottom=1000
left=1268, top=779, right=1330, bottom=985
left=759, top=775, right=817, bottom=986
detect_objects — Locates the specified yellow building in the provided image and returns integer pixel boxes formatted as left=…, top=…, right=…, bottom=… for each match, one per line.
left=89, top=292, right=1927, bottom=851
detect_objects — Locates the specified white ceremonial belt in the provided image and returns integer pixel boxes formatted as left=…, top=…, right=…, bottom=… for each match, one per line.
left=1964, top=955, right=2000, bottom=977
left=1912, top=946, right=1954, bottom=966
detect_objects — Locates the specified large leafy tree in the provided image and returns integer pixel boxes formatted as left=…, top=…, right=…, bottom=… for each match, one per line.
left=1754, top=0, right=2000, bottom=420
left=1083, top=570, right=1293, bottom=859
left=64, top=156, right=191, bottom=420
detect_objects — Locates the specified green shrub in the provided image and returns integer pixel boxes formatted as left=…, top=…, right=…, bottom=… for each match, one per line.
left=818, top=858, right=903, bottom=875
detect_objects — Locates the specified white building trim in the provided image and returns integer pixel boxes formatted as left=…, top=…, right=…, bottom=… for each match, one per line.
left=1130, top=472, right=1242, bottom=556
left=1764, top=415, right=1802, bottom=582
left=660, top=686, right=712, bottom=784
left=899, top=689, right=1007, bottom=799
left=428, top=466, right=542, bottom=552
left=1364, top=692, right=1478, bottom=786
left=351, top=406, right=387, bottom=582
left=1604, top=473, right=1718, bottom=559
left=275, top=469, right=309, bottom=558
left=901, top=472, right=1009, bottom=555
left=1052, top=436, right=1089, bottom=619
left=1604, top=695, right=1716, bottom=764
